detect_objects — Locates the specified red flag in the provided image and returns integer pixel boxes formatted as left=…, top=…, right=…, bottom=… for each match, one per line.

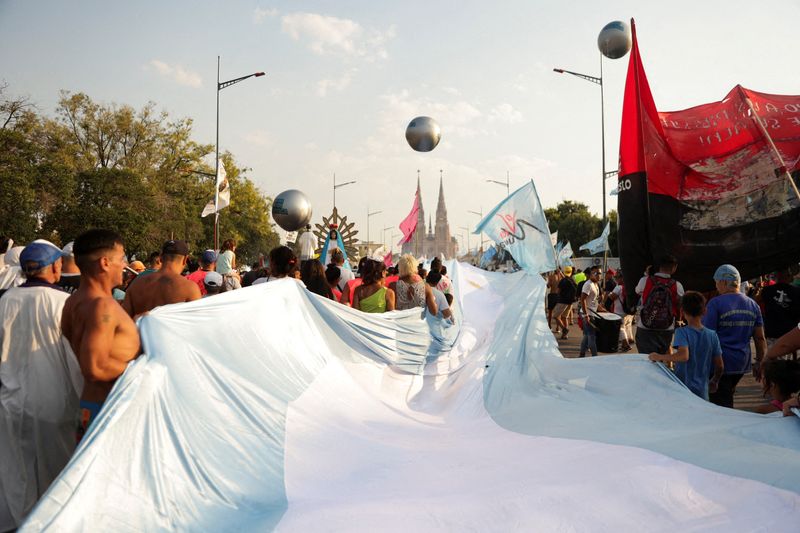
left=397, top=190, right=420, bottom=245
left=383, top=248, right=393, bottom=268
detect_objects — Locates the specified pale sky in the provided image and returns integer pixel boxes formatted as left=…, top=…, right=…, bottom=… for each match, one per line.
left=2, top=0, right=798, bottom=252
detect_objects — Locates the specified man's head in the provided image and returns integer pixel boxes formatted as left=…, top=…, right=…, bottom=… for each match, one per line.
left=147, top=251, right=161, bottom=270
left=203, top=271, right=224, bottom=295
left=713, top=264, right=740, bottom=292
left=129, top=260, right=146, bottom=273
left=330, top=248, right=345, bottom=266
left=20, top=240, right=64, bottom=282
left=681, top=291, right=706, bottom=319
left=325, top=265, right=341, bottom=287
left=562, top=266, right=573, bottom=277
left=426, top=270, right=442, bottom=287
left=606, top=268, right=616, bottom=279
left=74, top=229, right=126, bottom=286
left=588, top=265, right=602, bottom=282
left=200, top=249, right=217, bottom=269
left=658, top=254, right=678, bottom=275
left=430, top=257, right=442, bottom=273
left=160, top=240, right=190, bottom=271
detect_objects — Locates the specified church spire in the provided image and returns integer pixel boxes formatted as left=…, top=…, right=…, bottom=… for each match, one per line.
left=436, top=169, right=447, bottom=221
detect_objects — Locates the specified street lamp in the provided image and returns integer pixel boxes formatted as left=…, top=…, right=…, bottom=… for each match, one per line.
left=459, top=226, right=470, bottom=254
left=214, top=56, right=265, bottom=250
left=468, top=208, right=485, bottom=251
left=382, top=226, right=393, bottom=248
left=486, top=170, right=510, bottom=197
left=553, top=29, right=629, bottom=225
left=366, top=208, right=382, bottom=256
left=333, top=172, right=357, bottom=210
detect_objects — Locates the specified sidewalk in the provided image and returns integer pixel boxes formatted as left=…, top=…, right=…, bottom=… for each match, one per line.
left=550, top=319, right=763, bottom=413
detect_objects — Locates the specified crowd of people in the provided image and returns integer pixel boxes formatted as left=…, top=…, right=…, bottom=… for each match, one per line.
left=545, top=255, right=800, bottom=414
left=0, top=231, right=460, bottom=530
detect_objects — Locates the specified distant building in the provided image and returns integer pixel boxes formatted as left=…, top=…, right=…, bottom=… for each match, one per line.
left=402, top=174, right=458, bottom=259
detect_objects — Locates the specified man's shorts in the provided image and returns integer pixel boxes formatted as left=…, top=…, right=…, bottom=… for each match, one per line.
left=547, top=293, right=559, bottom=310
left=553, top=302, right=571, bottom=319
left=77, top=400, right=103, bottom=443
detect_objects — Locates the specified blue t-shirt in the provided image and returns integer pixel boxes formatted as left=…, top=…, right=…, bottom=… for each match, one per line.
left=672, top=325, right=722, bottom=400
left=702, top=293, right=763, bottom=374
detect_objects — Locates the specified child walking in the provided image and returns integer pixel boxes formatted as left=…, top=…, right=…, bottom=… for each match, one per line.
left=649, top=291, right=724, bottom=400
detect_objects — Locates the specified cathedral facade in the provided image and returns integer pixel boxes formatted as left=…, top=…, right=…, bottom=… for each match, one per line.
left=401, top=175, right=459, bottom=259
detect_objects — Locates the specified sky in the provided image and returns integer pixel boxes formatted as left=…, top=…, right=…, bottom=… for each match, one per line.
left=2, top=0, right=798, bottom=253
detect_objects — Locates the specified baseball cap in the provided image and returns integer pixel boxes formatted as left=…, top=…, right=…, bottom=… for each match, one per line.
left=129, top=260, right=146, bottom=272
left=204, top=271, right=223, bottom=288
left=606, top=268, right=616, bottom=275
left=563, top=266, right=573, bottom=275
left=713, top=264, right=741, bottom=283
left=162, top=240, right=189, bottom=256
left=201, top=249, right=217, bottom=264
left=20, top=240, right=65, bottom=273
left=62, top=241, right=75, bottom=257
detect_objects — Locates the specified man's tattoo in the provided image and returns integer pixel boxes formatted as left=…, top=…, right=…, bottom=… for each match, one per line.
left=102, top=313, right=111, bottom=324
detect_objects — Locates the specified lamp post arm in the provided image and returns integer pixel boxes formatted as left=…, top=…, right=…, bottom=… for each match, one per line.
left=552, top=68, right=601, bottom=85
left=219, top=72, right=266, bottom=90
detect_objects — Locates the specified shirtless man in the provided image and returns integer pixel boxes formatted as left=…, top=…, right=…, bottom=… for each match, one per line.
left=61, top=229, right=141, bottom=437
left=122, top=239, right=201, bottom=318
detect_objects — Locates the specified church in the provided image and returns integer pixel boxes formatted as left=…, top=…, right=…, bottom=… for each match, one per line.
left=401, top=174, right=459, bottom=259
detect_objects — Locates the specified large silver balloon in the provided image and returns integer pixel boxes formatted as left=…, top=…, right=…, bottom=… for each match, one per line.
left=405, top=116, right=441, bottom=152
left=272, top=189, right=312, bottom=232
left=598, top=20, right=631, bottom=59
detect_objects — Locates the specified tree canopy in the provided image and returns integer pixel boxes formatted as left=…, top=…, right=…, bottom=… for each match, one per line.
left=544, top=201, right=618, bottom=256
left=0, top=86, right=278, bottom=263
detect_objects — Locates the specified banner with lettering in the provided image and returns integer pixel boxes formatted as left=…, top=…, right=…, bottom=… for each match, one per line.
left=474, top=180, right=557, bottom=274
left=617, top=18, right=800, bottom=301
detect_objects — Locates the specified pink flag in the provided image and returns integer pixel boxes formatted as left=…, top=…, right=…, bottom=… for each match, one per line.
left=398, top=190, right=420, bottom=245
left=383, top=248, right=393, bottom=268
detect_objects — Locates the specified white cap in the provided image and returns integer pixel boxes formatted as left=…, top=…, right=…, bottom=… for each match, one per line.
left=62, top=241, right=75, bottom=257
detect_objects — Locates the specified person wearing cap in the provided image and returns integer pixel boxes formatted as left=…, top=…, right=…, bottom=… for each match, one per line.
left=203, top=271, right=224, bottom=297
left=122, top=239, right=201, bottom=318
left=0, top=240, right=83, bottom=530
left=56, top=241, right=81, bottom=294
left=602, top=268, right=617, bottom=309
left=702, top=264, right=766, bottom=408
left=129, top=260, right=146, bottom=273
left=186, top=249, right=217, bottom=296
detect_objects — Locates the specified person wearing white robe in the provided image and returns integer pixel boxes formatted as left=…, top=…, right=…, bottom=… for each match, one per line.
left=0, top=241, right=83, bottom=531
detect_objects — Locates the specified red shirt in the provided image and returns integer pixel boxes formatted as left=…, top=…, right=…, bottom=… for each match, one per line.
left=186, top=269, right=210, bottom=295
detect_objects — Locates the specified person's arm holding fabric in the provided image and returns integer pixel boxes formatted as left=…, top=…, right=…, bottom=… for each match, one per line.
left=649, top=329, right=685, bottom=363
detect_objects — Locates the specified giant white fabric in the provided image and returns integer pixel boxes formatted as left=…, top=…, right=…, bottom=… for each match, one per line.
left=0, top=286, right=83, bottom=531
left=21, top=263, right=800, bottom=531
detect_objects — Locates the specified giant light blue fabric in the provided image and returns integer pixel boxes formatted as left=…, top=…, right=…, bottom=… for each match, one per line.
left=20, top=262, right=800, bottom=531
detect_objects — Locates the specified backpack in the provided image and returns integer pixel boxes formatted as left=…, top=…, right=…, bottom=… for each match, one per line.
left=640, top=275, right=678, bottom=329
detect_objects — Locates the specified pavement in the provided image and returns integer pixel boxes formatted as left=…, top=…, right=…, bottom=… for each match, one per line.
left=549, top=317, right=763, bottom=413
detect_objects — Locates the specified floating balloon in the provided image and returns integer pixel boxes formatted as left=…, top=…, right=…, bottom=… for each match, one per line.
left=405, top=116, right=441, bottom=152
left=597, top=21, right=631, bottom=59
left=272, top=189, right=312, bottom=232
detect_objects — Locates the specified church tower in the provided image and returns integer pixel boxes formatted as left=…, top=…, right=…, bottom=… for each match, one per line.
left=434, top=171, right=456, bottom=258
left=400, top=170, right=457, bottom=259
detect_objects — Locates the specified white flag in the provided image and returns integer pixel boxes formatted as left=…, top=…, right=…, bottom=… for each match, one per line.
left=550, top=231, right=558, bottom=247
left=201, top=162, right=231, bottom=217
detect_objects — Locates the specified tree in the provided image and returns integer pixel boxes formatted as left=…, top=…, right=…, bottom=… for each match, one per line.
left=545, top=201, right=602, bottom=255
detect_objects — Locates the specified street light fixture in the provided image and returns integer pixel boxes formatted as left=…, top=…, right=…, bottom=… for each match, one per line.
left=333, top=172, right=357, bottom=210
left=366, top=208, right=382, bottom=256
left=214, top=56, right=265, bottom=249
left=382, top=226, right=393, bottom=248
left=486, top=170, right=510, bottom=197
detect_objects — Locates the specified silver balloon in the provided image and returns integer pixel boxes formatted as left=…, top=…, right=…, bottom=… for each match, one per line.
left=272, top=189, right=312, bottom=232
left=405, top=116, right=441, bottom=152
left=597, top=20, right=631, bottom=59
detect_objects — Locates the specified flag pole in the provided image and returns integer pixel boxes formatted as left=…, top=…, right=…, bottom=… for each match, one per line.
left=742, top=91, right=800, bottom=202
left=214, top=55, right=221, bottom=250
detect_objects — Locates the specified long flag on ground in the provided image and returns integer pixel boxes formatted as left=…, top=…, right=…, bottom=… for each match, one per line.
left=617, top=18, right=800, bottom=301
left=579, top=222, right=610, bottom=255
left=201, top=161, right=231, bottom=217
left=474, top=180, right=557, bottom=274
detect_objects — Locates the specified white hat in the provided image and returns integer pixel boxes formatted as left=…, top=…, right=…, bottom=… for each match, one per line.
left=62, top=241, right=75, bottom=257
left=204, top=271, right=223, bottom=288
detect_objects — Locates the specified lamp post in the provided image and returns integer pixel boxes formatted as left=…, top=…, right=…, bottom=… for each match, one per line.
left=459, top=226, right=470, bottom=255
left=468, top=208, right=484, bottom=251
left=366, top=208, right=382, bottom=256
left=486, top=170, right=510, bottom=197
left=333, top=172, right=356, bottom=211
left=382, top=226, right=393, bottom=248
left=214, top=56, right=265, bottom=250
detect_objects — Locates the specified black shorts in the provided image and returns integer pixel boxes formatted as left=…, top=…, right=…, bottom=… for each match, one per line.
left=547, top=293, right=559, bottom=310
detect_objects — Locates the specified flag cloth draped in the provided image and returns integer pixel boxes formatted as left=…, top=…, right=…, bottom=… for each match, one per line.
left=617, top=18, right=800, bottom=301
left=550, top=231, right=558, bottom=247
left=579, top=222, right=610, bottom=255
left=19, top=262, right=800, bottom=531
left=201, top=161, right=231, bottom=217
left=397, top=190, right=420, bottom=245
left=474, top=180, right=557, bottom=274
left=556, top=241, right=574, bottom=268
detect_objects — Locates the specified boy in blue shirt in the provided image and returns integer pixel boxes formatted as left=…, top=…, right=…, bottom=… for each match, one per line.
left=649, top=291, right=724, bottom=400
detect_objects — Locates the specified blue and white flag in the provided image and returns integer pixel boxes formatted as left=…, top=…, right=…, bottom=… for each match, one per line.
left=556, top=241, right=574, bottom=268
left=479, top=246, right=497, bottom=268
left=579, top=222, right=610, bottom=255
left=474, top=180, right=557, bottom=274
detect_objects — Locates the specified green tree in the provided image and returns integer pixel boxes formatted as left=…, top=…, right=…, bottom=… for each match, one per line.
left=545, top=201, right=602, bottom=255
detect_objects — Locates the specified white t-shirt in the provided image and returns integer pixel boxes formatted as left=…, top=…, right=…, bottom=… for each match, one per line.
left=215, top=250, right=235, bottom=275
left=432, top=287, right=450, bottom=318
left=611, top=284, right=625, bottom=316
left=634, top=273, right=685, bottom=330
left=297, top=231, right=317, bottom=261
left=336, top=267, right=355, bottom=291
left=582, top=280, right=600, bottom=312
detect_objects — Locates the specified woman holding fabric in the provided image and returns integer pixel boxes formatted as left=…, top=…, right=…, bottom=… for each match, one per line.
left=353, top=260, right=395, bottom=313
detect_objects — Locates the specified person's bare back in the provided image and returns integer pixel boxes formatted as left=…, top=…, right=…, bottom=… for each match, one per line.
left=61, top=231, right=141, bottom=405
left=122, top=269, right=201, bottom=318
